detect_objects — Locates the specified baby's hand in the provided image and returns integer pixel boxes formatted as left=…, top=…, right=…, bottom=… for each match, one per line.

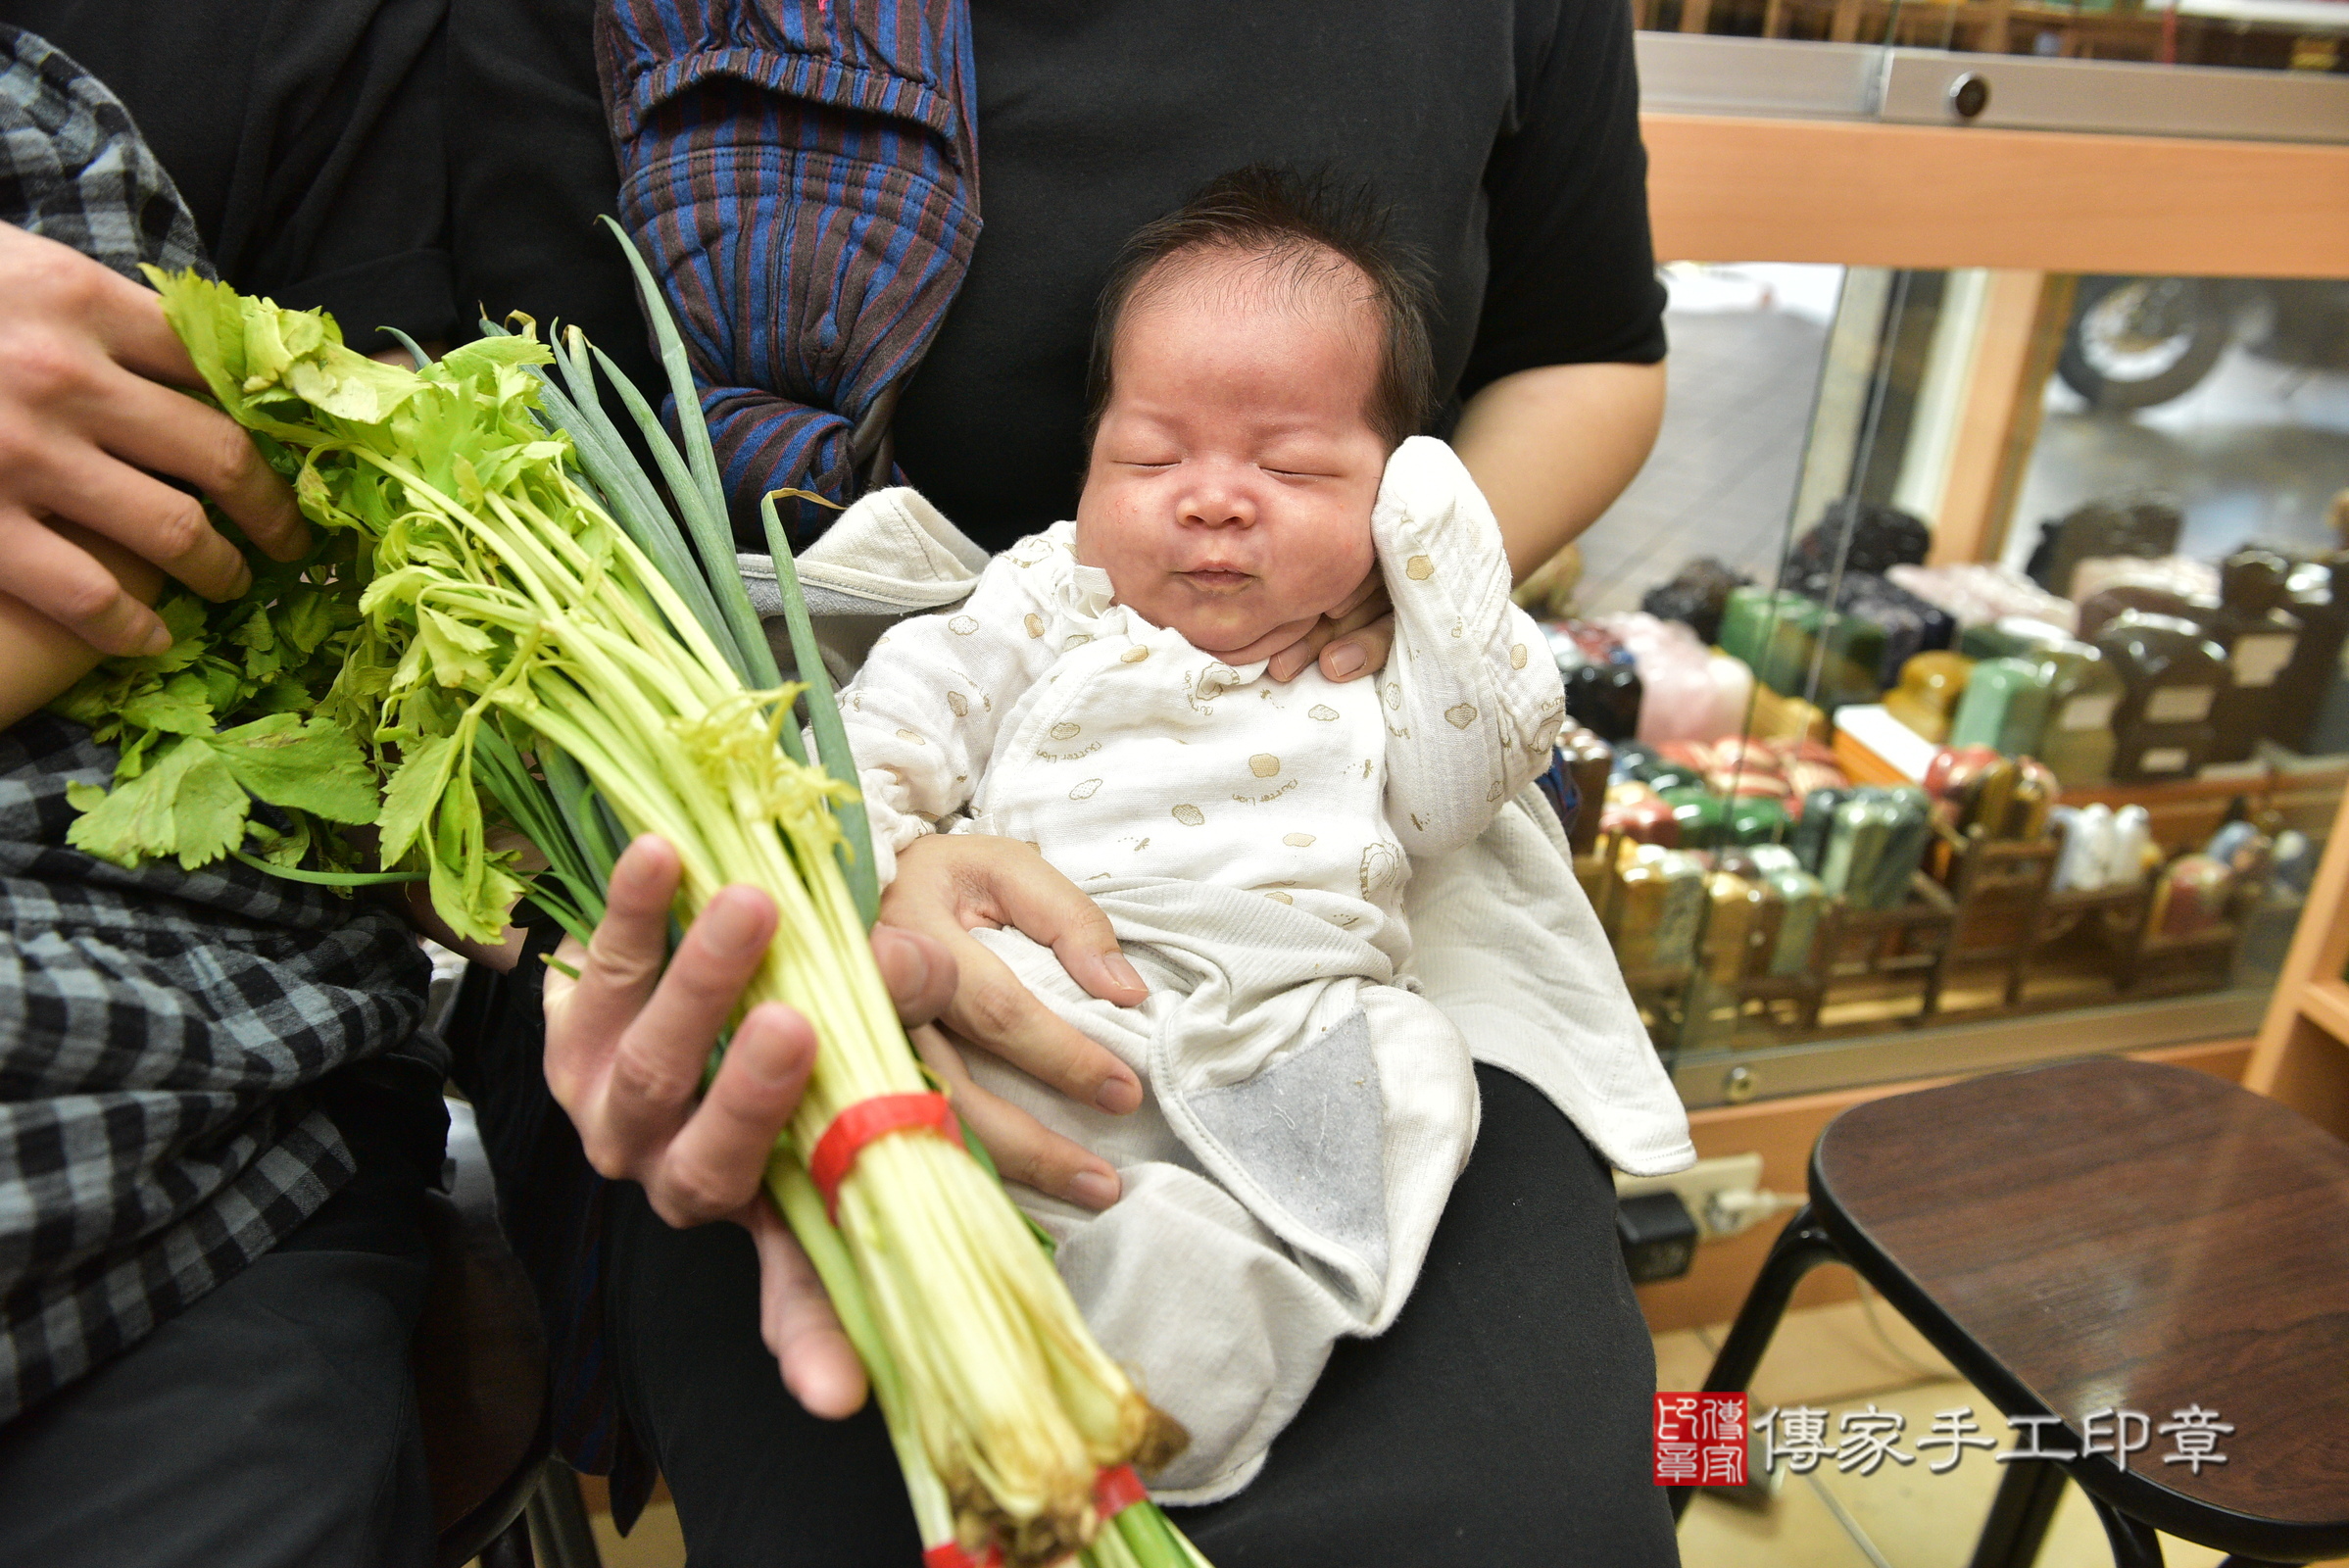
left=1267, top=571, right=1393, bottom=684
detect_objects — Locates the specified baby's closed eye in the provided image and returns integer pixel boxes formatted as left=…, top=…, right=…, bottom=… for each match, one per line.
left=1103, top=440, right=1180, bottom=469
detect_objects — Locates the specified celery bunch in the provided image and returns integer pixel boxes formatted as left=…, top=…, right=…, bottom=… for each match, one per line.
left=76, top=247, right=1209, bottom=1566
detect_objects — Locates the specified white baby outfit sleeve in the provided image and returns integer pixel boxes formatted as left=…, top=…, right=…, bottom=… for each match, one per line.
left=1371, top=438, right=1569, bottom=858
left=831, top=499, right=1073, bottom=883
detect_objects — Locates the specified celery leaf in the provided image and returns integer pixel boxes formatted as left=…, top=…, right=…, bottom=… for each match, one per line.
left=66, top=736, right=250, bottom=870
left=211, top=713, right=380, bottom=825
left=417, top=606, right=498, bottom=689
left=377, top=733, right=457, bottom=864
left=118, top=672, right=215, bottom=737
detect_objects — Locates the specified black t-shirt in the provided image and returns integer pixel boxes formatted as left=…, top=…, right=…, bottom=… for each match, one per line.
left=6, top=0, right=456, bottom=341
left=891, top=0, right=1668, bottom=553
left=5, top=0, right=660, bottom=392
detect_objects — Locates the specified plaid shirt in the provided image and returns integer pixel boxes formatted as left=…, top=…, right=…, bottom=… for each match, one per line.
left=598, top=0, right=978, bottom=545
left=0, top=28, right=433, bottom=1424
left=0, top=26, right=205, bottom=281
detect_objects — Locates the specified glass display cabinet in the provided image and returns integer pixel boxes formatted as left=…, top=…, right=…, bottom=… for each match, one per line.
left=1565, top=34, right=2349, bottom=1127
left=1603, top=32, right=2349, bottom=1330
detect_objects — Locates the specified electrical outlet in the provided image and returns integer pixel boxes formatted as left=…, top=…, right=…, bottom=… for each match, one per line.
left=1614, top=1153, right=1767, bottom=1241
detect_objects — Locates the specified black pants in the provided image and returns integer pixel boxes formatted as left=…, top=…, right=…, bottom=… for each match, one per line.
left=0, top=1064, right=447, bottom=1568
left=607, top=1065, right=1680, bottom=1567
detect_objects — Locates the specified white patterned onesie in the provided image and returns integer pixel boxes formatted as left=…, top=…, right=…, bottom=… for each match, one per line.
left=836, top=437, right=1565, bottom=1500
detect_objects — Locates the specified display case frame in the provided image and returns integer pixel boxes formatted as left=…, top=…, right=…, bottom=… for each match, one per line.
left=1638, top=35, right=2349, bottom=618
left=1637, top=32, right=2349, bottom=143
left=1638, top=33, right=2349, bottom=288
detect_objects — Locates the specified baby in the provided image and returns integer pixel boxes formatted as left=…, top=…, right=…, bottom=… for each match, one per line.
left=834, top=169, right=1564, bottom=1500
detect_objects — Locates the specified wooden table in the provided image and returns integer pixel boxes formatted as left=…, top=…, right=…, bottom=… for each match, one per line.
left=1679, top=1057, right=2349, bottom=1563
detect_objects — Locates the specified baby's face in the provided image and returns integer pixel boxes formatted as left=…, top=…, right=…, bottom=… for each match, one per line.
left=1074, top=261, right=1385, bottom=662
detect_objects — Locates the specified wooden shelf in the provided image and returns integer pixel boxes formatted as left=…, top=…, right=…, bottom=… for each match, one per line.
left=1643, top=113, right=2349, bottom=279
left=2248, top=786, right=2349, bottom=1139
left=2299, top=978, right=2349, bottom=1052
left=2059, top=764, right=2349, bottom=844
left=1834, top=719, right=2349, bottom=847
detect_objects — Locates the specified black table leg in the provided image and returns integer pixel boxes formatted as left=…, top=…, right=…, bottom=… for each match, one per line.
left=479, top=1515, right=537, bottom=1568
left=2087, top=1494, right=2167, bottom=1568
left=1699, top=1205, right=1840, bottom=1396
left=525, top=1461, right=605, bottom=1568
left=1968, top=1460, right=2068, bottom=1568
left=1670, top=1205, right=1841, bottom=1523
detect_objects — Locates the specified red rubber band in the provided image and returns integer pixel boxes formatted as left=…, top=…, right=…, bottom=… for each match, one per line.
left=1095, top=1464, right=1148, bottom=1518
left=922, top=1544, right=1002, bottom=1568
left=809, top=1092, right=963, bottom=1221
left=919, top=1471, right=1141, bottom=1568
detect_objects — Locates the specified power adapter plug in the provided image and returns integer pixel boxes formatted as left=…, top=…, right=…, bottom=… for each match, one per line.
left=1616, top=1191, right=1699, bottom=1283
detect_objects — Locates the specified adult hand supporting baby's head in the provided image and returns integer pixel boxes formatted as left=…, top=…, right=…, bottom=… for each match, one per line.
left=881, top=833, right=1148, bottom=1213
left=1264, top=570, right=1395, bottom=684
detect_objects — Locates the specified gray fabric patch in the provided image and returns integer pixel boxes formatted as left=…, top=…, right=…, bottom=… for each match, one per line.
left=741, top=572, right=899, bottom=621
left=1184, top=1008, right=1388, bottom=1276
left=802, top=584, right=901, bottom=618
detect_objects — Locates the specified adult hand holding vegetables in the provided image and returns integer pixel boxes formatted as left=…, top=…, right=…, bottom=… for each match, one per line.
left=0, top=222, right=308, bottom=662
left=543, top=832, right=958, bottom=1418
left=0, top=225, right=986, bottom=1383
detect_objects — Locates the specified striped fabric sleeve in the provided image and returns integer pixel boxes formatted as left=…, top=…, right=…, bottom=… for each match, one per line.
left=597, top=0, right=980, bottom=547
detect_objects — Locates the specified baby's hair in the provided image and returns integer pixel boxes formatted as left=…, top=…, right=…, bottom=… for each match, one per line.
left=1084, top=165, right=1439, bottom=453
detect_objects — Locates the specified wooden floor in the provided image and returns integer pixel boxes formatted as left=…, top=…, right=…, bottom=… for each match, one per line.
left=462, top=1477, right=683, bottom=1568
left=583, top=1501, right=684, bottom=1568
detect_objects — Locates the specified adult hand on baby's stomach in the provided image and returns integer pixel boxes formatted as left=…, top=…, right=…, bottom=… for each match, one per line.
left=1264, top=570, right=1394, bottom=684
left=542, top=835, right=955, bottom=1418
left=881, top=834, right=1148, bottom=1213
